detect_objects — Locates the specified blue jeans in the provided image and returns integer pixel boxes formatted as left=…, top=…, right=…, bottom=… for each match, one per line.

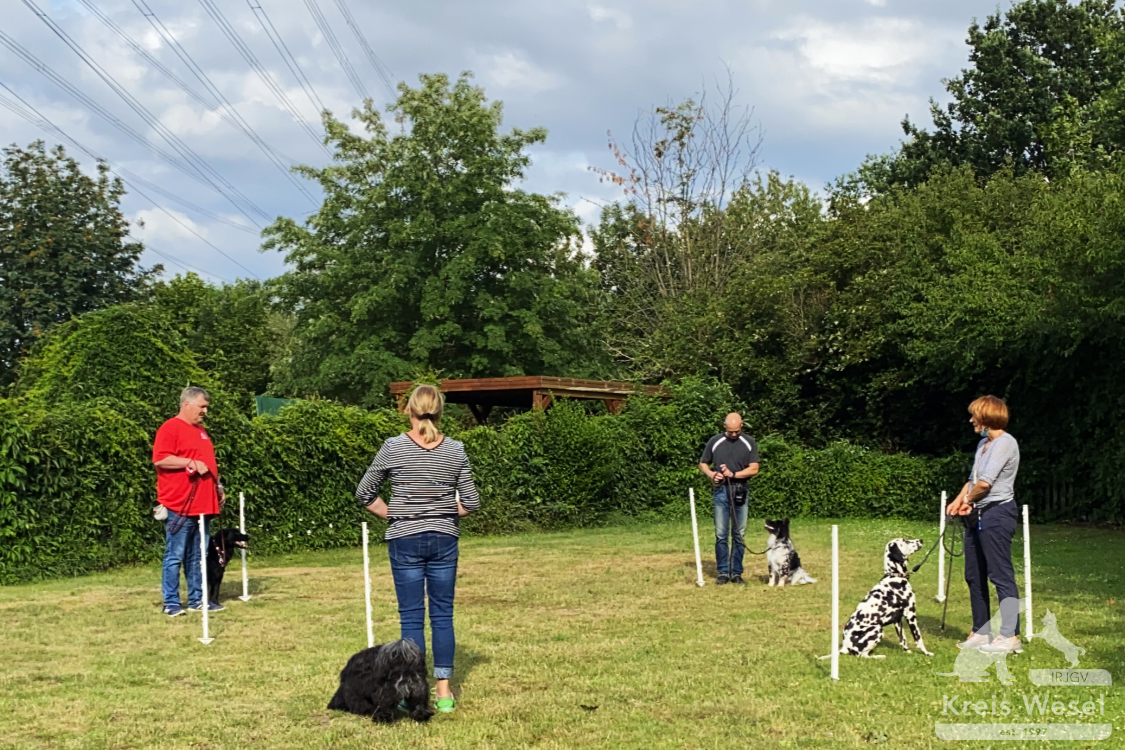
left=388, top=532, right=459, bottom=680
left=713, top=486, right=748, bottom=576
left=162, top=510, right=209, bottom=609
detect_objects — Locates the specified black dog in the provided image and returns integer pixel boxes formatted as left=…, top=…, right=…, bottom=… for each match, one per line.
left=328, top=640, right=434, bottom=723
left=206, top=528, right=249, bottom=604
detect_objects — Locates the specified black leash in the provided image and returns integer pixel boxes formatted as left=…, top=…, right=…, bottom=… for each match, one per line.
left=720, top=474, right=771, bottom=565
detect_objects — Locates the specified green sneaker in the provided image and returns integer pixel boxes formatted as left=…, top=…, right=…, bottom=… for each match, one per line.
left=434, top=696, right=456, bottom=713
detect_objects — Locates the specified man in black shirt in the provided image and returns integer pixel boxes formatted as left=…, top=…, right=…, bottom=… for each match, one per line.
left=698, top=413, right=760, bottom=584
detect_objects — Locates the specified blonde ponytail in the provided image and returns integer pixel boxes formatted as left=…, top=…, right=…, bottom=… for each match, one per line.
left=407, top=384, right=444, bottom=443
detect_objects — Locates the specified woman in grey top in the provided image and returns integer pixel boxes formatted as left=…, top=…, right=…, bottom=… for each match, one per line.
left=945, top=395, right=1022, bottom=654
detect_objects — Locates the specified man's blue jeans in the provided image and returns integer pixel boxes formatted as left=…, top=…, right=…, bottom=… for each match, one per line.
left=388, top=532, right=459, bottom=680
left=713, top=486, right=748, bottom=577
left=162, top=510, right=209, bottom=609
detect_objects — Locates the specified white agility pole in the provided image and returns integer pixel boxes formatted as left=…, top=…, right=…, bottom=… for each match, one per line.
left=830, top=525, right=839, bottom=681
left=362, top=521, right=374, bottom=649
left=238, top=492, right=251, bottom=602
left=689, top=488, right=704, bottom=587
left=1023, top=504, right=1033, bottom=638
left=198, top=514, right=213, bottom=645
left=935, top=491, right=947, bottom=602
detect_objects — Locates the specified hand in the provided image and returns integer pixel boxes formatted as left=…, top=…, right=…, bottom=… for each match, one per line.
left=457, top=501, right=470, bottom=517
left=720, top=464, right=735, bottom=479
left=711, top=471, right=724, bottom=484
left=187, top=459, right=210, bottom=476
left=217, top=484, right=226, bottom=509
left=365, top=498, right=389, bottom=520
left=946, top=498, right=972, bottom=516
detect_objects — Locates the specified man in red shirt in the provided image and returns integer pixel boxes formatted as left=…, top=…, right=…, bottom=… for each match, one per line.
left=153, top=386, right=226, bottom=616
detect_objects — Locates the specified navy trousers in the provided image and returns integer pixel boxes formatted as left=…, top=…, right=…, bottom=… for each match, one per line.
left=963, top=500, right=1020, bottom=637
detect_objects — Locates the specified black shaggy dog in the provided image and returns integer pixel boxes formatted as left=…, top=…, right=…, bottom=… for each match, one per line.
left=206, top=528, right=249, bottom=604
left=328, top=640, right=434, bottom=723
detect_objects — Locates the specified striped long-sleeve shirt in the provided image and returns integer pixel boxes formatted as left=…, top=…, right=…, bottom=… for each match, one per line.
left=355, top=434, right=481, bottom=540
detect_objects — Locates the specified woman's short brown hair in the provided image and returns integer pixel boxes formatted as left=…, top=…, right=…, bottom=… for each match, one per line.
left=968, top=395, right=1009, bottom=430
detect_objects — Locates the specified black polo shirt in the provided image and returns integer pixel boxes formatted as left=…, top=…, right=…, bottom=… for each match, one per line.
left=699, top=432, right=760, bottom=484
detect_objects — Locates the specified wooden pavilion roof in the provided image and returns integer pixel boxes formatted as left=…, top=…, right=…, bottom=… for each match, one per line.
left=389, top=376, right=669, bottom=419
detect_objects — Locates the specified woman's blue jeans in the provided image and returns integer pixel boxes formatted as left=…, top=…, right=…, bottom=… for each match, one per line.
left=162, top=510, right=209, bottom=609
left=388, top=532, right=459, bottom=680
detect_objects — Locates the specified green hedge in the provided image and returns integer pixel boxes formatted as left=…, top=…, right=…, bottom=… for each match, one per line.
left=0, top=390, right=964, bottom=585
left=0, top=306, right=966, bottom=584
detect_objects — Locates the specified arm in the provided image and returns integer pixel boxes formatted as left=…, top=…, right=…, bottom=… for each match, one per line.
left=455, top=456, right=481, bottom=516
left=733, top=463, right=760, bottom=480
left=356, top=451, right=390, bottom=519
left=698, top=462, right=721, bottom=484
left=152, top=454, right=210, bottom=475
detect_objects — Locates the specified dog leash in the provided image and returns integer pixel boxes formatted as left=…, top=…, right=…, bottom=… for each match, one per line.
left=720, top=474, right=773, bottom=556
left=167, top=474, right=202, bottom=535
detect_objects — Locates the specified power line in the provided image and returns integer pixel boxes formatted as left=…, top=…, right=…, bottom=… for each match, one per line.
left=74, top=0, right=316, bottom=203
left=329, top=0, right=396, bottom=98
left=179, top=0, right=331, bottom=154
left=145, top=244, right=234, bottom=284
left=301, top=0, right=369, bottom=102
left=16, top=1, right=269, bottom=226
left=0, top=27, right=259, bottom=223
left=0, top=80, right=262, bottom=279
left=246, top=0, right=329, bottom=117
left=0, top=77, right=251, bottom=232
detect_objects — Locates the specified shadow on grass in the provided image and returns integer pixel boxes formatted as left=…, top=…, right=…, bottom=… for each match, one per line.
left=217, top=575, right=276, bottom=601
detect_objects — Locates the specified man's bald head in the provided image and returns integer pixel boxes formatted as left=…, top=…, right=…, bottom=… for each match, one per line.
left=724, top=413, right=743, bottom=434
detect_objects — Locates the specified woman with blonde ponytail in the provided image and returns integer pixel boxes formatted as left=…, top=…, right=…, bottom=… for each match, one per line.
left=355, top=384, right=480, bottom=713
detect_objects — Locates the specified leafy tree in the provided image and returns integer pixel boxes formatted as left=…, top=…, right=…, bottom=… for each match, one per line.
left=152, top=274, right=288, bottom=398
left=265, top=73, right=609, bottom=406
left=0, top=142, right=157, bottom=385
left=858, top=0, right=1125, bottom=192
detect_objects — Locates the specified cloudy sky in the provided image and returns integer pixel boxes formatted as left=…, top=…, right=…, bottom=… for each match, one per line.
left=1, top=0, right=1001, bottom=283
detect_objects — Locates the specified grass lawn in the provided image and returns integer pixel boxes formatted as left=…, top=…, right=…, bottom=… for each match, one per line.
left=1, top=518, right=1121, bottom=749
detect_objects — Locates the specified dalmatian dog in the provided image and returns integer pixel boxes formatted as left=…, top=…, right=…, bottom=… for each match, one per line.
left=840, top=538, right=933, bottom=658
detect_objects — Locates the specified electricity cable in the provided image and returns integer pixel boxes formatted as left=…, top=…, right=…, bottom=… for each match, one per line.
left=329, top=0, right=396, bottom=98
left=0, top=80, right=263, bottom=278
left=74, top=0, right=315, bottom=202
left=16, top=1, right=269, bottom=225
left=301, top=0, right=369, bottom=102
left=246, top=0, right=329, bottom=116
left=186, top=0, right=330, bottom=153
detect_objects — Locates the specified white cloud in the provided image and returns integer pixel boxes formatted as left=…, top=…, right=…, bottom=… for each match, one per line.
left=131, top=207, right=206, bottom=243
left=589, top=5, right=633, bottom=30
left=474, top=51, right=562, bottom=92
left=772, top=17, right=943, bottom=84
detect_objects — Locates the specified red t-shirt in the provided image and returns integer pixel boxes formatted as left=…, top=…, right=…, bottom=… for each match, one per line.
left=152, top=417, right=220, bottom=516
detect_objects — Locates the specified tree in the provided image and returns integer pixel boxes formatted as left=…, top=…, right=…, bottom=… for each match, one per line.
left=857, top=0, right=1125, bottom=192
left=265, top=73, right=609, bottom=406
left=591, top=79, right=764, bottom=379
left=152, top=274, right=289, bottom=398
left=0, top=142, right=157, bottom=385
